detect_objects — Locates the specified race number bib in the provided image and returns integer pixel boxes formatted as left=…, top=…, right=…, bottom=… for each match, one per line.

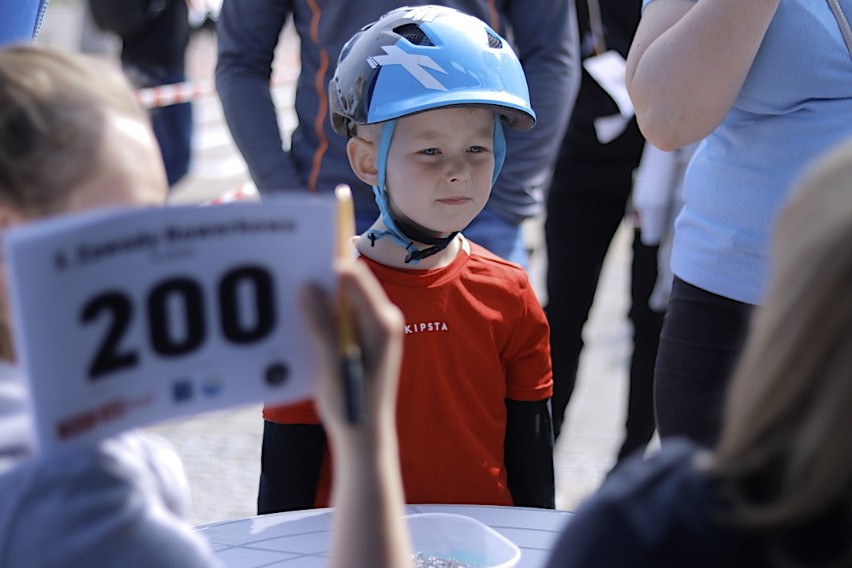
left=5, top=197, right=336, bottom=452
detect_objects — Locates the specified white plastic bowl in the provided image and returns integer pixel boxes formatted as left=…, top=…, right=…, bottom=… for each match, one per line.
left=405, top=512, right=521, bottom=568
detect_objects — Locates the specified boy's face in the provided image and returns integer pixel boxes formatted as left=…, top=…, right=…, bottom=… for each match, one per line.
left=385, top=107, right=494, bottom=237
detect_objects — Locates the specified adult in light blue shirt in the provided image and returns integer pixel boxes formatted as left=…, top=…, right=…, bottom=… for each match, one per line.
left=0, top=0, right=48, bottom=44
left=626, top=0, right=852, bottom=445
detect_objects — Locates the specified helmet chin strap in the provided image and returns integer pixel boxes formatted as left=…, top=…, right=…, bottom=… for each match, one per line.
left=365, top=115, right=506, bottom=265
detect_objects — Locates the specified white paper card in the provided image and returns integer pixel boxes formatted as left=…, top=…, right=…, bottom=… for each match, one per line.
left=583, top=50, right=634, bottom=118
left=5, top=197, right=337, bottom=453
left=593, top=113, right=632, bottom=144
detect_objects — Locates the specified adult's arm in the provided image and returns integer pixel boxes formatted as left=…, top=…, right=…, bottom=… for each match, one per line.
left=625, top=0, right=780, bottom=150
left=0, top=0, right=48, bottom=44
left=504, top=398, right=555, bottom=508
left=493, top=0, right=581, bottom=225
left=215, top=0, right=304, bottom=192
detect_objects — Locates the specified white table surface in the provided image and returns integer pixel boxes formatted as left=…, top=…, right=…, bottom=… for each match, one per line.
left=197, top=504, right=573, bottom=567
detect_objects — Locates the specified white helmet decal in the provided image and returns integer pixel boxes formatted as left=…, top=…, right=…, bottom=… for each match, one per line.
left=402, top=6, right=444, bottom=22
left=367, top=45, right=448, bottom=91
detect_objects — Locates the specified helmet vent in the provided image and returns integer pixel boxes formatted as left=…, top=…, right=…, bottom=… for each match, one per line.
left=486, top=30, right=503, bottom=49
left=394, top=24, right=434, bottom=46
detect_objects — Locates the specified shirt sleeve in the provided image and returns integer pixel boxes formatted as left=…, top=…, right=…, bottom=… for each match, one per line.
left=504, top=275, right=553, bottom=402
left=215, top=0, right=305, bottom=193
left=263, top=399, right=321, bottom=424
left=0, top=432, right=220, bottom=567
left=490, top=0, right=582, bottom=225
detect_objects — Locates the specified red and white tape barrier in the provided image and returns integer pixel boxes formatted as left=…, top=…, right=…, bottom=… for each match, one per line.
left=202, top=181, right=259, bottom=206
left=135, top=68, right=298, bottom=109
left=137, top=80, right=214, bottom=109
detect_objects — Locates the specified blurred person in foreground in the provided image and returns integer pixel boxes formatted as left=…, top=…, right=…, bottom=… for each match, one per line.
left=0, top=45, right=409, bottom=568
left=0, top=44, right=208, bottom=567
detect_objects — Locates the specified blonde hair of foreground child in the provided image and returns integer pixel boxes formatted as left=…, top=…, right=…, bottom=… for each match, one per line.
left=0, top=45, right=166, bottom=361
left=710, top=138, right=852, bottom=565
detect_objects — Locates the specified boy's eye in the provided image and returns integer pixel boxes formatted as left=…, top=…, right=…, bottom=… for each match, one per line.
left=468, top=146, right=487, bottom=153
left=420, top=148, right=440, bottom=156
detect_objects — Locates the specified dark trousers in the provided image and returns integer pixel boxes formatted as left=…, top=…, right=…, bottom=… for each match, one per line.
left=151, top=97, right=193, bottom=187
left=653, top=277, right=753, bottom=447
left=545, top=126, right=665, bottom=462
left=125, top=65, right=193, bottom=188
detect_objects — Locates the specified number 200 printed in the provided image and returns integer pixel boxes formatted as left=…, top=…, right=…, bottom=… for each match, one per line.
left=79, top=265, right=276, bottom=380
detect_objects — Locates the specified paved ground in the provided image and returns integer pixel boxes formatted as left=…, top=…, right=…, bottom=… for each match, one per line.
left=37, top=1, right=647, bottom=527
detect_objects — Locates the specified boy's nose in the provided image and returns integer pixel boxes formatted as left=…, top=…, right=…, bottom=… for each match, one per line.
left=446, top=157, right=471, bottom=183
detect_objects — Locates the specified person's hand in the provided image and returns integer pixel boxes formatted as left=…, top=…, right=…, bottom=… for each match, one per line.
left=299, top=260, right=403, bottom=447
left=300, top=261, right=413, bottom=568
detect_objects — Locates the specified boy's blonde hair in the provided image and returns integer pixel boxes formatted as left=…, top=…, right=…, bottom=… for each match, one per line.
left=0, top=46, right=148, bottom=216
left=711, top=139, right=852, bottom=563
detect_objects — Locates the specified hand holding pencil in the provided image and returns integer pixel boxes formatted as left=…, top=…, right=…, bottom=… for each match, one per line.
left=299, top=213, right=410, bottom=568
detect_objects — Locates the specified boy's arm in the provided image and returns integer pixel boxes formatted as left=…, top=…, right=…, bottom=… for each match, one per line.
left=503, top=273, right=555, bottom=509
left=257, top=421, right=326, bottom=514
left=504, top=398, right=555, bottom=509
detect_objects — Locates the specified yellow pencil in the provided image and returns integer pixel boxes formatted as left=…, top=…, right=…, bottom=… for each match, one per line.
left=335, top=185, right=364, bottom=423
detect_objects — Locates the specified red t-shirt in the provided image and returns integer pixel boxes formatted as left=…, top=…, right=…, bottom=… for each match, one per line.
left=264, top=240, right=552, bottom=506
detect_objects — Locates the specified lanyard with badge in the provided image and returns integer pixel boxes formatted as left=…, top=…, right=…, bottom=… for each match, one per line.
left=581, top=0, right=635, bottom=143
left=585, top=0, right=852, bottom=145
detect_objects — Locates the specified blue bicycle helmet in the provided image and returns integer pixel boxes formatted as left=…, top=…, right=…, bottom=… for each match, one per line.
left=329, top=5, right=536, bottom=263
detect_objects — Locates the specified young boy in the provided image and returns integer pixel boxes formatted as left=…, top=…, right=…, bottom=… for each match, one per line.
left=261, top=5, right=554, bottom=512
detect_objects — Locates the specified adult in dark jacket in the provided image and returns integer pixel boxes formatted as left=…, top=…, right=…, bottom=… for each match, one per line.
left=545, top=0, right=664, bottom=466
left=91, top=0, right=193, bottom=187
left=215, top=0, right=580, bottom=264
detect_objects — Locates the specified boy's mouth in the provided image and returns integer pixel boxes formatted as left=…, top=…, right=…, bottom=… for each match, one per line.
left=436, top=197, right=471, bottom=205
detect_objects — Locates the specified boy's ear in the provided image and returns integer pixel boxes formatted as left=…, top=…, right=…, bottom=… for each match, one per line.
left=347, top=136, right=379, bottom=187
